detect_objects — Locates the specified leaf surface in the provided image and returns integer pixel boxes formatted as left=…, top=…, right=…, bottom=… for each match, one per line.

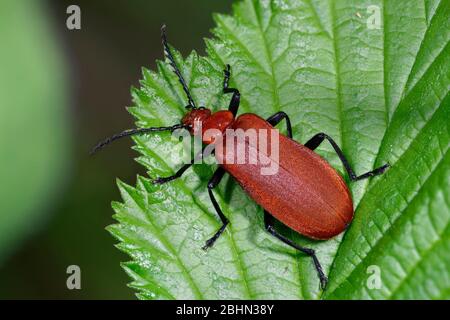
left=109, top=0, right=450, bottom=299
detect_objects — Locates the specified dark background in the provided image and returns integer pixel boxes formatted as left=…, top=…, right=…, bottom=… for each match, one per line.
left=0, top=0, right=230, bottom=299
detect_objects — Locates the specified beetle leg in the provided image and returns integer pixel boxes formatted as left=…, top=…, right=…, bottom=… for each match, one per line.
left=202, top=168, right=229, bottom=250
left=152, top=163, right=193, bottom=185
left=223, top=64, right=241, bottom=117
left=304, top=133, right=390, bottom=181
left=153, top=151, right=203, bottom=185
left=264, top=211, right=328, bottom=290
left=266, top=111, right=293, bottom=138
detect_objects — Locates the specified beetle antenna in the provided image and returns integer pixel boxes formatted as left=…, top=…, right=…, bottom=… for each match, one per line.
left=90, top=124, right=188, bottom=155
left=161, top=25, right=197, bottom=109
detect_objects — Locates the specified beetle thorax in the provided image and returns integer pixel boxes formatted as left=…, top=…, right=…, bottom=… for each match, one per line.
left=182, top=109, right=234, bottom=144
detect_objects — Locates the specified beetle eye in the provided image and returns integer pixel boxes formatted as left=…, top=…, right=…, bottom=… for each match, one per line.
left=185, top=105, right=193, bottom=110
left=199, top=106, right=206, bottom=110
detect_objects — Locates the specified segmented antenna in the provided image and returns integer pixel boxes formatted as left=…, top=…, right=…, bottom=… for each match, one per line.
left=90, top=124, right=187, bottom=155
left=161, top=25, right=197, bottom=108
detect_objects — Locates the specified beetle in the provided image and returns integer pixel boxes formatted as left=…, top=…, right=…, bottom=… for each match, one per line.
left=92, top=26, right=390, bottom=289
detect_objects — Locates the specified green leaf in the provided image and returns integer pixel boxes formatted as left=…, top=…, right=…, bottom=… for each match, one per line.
left=0, top=0, right=71, bottom=263
left=109, top=0, right=450, bottom=299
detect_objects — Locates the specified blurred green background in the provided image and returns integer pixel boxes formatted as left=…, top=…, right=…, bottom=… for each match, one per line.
left=0, top=0, right=230, bottom=299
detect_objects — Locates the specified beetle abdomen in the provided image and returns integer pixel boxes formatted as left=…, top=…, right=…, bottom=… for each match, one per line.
left=217, top=114, right=353, bottom=240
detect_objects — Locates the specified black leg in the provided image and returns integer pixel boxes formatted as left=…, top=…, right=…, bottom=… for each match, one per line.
left=153, top=152, right=203, bottom=184
left=266, top=111, right=293, bottom=138
left=264, top=211, right=328, bottom=290
left=202, top=168, right=229, bottom=250
left=304, top=133, right=390, bottom=181
left=223, top=64, right=240, bottom=117
left=152, top=163, right=192, bottom=184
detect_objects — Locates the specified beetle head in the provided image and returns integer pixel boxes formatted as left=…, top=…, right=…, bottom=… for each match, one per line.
left=181, top=107, right=212, bottom=134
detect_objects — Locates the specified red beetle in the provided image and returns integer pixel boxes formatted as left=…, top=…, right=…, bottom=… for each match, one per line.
left=93, top=26, right=389, bottom=289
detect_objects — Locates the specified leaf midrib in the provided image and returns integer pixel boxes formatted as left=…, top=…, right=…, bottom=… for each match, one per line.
left=326, top=1, right=448, bottom=296
left=249, top=0, right=280, bottom=113
left=401, top=0, right=444, bottom=97
left=325, top=102, right=450, bottom=297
